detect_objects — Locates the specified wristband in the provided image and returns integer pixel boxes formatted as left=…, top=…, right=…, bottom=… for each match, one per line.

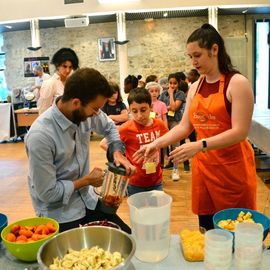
left=201, top=139, right=207, bottom=153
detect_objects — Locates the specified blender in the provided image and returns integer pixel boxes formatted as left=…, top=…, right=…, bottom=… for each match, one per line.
left=98, top=162, right=129, bottom=214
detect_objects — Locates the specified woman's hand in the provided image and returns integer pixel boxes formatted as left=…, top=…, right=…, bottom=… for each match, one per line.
left=169, top=141, right=202, bottom=163
left=133, top=141, right=159, bottom=164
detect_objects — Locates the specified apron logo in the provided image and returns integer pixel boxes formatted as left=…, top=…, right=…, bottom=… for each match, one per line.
left=193, top=111, right=216, bottom=123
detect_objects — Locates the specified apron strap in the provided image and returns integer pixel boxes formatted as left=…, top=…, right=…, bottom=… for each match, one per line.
left=218, top=74, right=225, bottom=93
left=195, top=76, right=206, bottom=94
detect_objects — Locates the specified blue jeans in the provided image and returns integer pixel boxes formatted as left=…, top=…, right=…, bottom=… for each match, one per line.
left=127, top=183, right=163, bottom=196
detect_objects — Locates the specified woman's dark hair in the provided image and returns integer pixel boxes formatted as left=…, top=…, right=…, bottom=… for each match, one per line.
left=51, top=48, right=79, bottom=70
left=62, top=68, right=113, bottom=105
left=175, top=72, right=186, bottom=81
left=128, top=88, right=152, bottom=106
left=124, top=75, right=142, bottom=94
left=109, top=81, right=123, bottom=102
left=187, top=23, right=239, bottom=74
left=179, top=81, right=189, bottom=93
left=168, top=73, right=181, bottom=85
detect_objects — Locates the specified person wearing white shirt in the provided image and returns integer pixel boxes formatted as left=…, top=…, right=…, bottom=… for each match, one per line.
left=37, top=48, right=79, bottom=115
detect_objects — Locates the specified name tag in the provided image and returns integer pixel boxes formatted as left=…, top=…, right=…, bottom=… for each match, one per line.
left=168, top=110, right=175, bottom=117
left=149, top=111, right=156, bottom=119
left=145, top=162, right=156, bottom=174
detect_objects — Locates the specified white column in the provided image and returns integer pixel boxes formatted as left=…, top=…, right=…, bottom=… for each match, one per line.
left=116, top=12, right=128, bottom=102
left=208, top=6, right=218, bottom=31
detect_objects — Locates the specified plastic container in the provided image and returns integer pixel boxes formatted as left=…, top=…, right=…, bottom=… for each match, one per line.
left=204, top=229, right=233, bottom=270
left=127, top=190, right=172, bottom=263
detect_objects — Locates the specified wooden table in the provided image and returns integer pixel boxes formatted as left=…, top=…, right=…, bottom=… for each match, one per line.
left=14, top=108, right=39, bottom=127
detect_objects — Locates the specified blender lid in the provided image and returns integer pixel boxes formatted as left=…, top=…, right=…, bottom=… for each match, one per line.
left=107, top=162, right=126, bottom=176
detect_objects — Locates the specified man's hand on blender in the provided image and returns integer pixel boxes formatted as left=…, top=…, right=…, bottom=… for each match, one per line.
left=113, top=151, right=136, bottom=176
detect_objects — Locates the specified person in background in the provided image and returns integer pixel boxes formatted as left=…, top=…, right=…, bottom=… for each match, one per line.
left=138, top=79, right=146, bottom=88
left=145, top=81, right=168, bottom=168
left=101, top=81, right=128, bottom=125
left=145, top=74, right=158, bottom=84
left=133, top=23, right=256, bottom=231
left=187, top=68, right=200, bottom=86
left=100, top=88, right=168, bottom=196
left=175, top=71, right=186, bottom=82
left=38, top=48, right=79, bottom=115
left=159, top=77, right=169, bottom=95
left=145, top=82, right=168, bottom=127
left=124, top=75, right=141, bottom=94
left=31, top=65, right=50, bottom=101
left=25, top=68, right=136, bottom=233
left=159, top=73, right=185, bottom=181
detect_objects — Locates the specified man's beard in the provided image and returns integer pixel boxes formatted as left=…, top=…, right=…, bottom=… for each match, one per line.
left=71, top=109, right=87, bottom=125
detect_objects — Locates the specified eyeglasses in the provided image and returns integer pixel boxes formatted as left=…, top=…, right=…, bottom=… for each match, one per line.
left=90, top=105, right=101, bottom=116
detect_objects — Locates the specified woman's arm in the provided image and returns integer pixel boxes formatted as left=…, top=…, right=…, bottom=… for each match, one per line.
left=169, top=74, right=254, bottom=163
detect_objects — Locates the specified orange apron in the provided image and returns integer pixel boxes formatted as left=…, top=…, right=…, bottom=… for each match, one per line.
left=189, top=74, right=256, bottom=215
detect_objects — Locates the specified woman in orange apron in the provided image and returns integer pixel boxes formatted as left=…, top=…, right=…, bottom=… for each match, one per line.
left=133, top=23, right=256, bottom=230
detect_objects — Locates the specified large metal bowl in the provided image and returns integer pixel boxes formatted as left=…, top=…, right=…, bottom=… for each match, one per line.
left=37, top=226, right=136, bottom=270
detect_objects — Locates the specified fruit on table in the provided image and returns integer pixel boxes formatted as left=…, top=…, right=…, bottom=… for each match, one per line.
left=180, top=229, right=205, bottom=262
left=5, top=222, right=57, bottom=243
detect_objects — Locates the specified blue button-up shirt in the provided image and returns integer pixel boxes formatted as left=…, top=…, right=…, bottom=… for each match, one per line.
left=25, top=101, right=124, bottom=223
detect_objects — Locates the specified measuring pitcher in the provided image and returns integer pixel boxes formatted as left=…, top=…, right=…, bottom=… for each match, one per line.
left=127, top=190, right=172, bottom=263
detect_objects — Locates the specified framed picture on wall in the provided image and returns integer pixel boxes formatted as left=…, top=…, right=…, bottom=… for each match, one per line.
left=23, top=57, right=50, bottom=77
left=98, top=37, right=116, bottom=61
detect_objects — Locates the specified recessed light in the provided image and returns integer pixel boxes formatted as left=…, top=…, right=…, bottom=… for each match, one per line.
left=163, top=12, right=168, bottom=17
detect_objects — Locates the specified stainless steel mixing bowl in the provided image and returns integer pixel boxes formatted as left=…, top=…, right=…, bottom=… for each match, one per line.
left=37, top=226, right=136, bottom=270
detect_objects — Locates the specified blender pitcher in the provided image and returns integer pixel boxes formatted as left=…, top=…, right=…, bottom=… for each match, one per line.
left=98, top=162, right=129, bottom=214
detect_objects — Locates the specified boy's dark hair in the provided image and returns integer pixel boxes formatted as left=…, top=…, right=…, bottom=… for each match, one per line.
left=128, top=88, right=152, bottom=106
left=187, top=23, right=239, bottom=74
left=51, top=48, right=79, bottom=70
left=109, top=81, right=123, bottom=102
left=61, top=68, right=113, bottom=106
left=145, top=74, right=158, bottom=83
left=179, top=81, right=189, bottom=93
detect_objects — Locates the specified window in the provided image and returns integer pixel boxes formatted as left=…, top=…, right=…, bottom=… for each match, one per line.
left=0, top=34, right=8, bottom=102
left=254, top=20, right=270, bottom=109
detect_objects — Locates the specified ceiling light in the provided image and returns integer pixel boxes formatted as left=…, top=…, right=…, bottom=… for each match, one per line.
left=98, top=0, right=140, bottom=4
left=5, top=25, right=12, bottom=29
left=163, top=12, right=168, bottom=17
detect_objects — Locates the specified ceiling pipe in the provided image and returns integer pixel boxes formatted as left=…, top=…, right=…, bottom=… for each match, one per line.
left=28, top=19, right=41, bottom=51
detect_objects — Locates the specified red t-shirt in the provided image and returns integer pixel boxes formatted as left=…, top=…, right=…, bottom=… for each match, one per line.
left=119, top=118, right=169, bottom=187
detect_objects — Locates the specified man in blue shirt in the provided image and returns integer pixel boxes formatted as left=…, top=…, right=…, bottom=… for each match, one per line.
left=25, top=68, right=136, bottom=233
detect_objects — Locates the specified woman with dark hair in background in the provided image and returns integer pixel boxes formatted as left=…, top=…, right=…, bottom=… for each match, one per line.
left=134, top=23, right=256, bottom=231
left=101, top=81, right=128, bottom=125
left=124, top=75, right=142, bottom=94
left=38, top=48, right=79, bottom=115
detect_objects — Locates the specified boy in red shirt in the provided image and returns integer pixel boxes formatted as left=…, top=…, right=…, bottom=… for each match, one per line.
left=100, top=88, right=168, bottom=196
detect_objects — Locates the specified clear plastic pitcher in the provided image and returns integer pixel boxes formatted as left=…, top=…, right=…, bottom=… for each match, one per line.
left=127, top=190, right=172, bottom=263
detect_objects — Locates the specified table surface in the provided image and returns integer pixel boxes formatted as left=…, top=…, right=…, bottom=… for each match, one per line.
left=15, top=107, right=39, bottom=114
left=0, top=235, right=204, bottom=270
